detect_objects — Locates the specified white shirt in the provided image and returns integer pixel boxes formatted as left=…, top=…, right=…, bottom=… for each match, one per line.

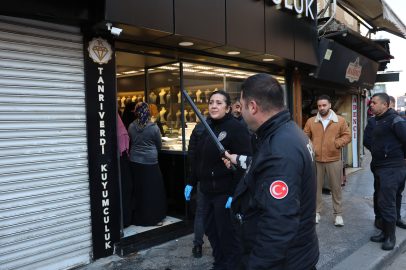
left=320, top=113, right=332, bottom=131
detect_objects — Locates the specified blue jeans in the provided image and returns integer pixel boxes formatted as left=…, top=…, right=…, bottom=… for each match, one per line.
left=193, top=182, right=204, bottom=246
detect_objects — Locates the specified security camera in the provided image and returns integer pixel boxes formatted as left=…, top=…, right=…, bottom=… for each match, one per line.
left=110, top=27, right=122, bottom=36
left=106, top=23, right=123, bottom=36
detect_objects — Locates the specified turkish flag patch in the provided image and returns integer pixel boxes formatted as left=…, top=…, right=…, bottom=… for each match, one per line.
left=270, top=180, right=289, bottom=199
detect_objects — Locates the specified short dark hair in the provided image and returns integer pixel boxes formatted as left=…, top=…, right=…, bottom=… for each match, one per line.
left=318, top=95, right=331, bottom=103
left=209, top=90, right=231, bottom=108
left=373, top=93, right=390, bottom=106
left=232, top=97, right=241, bottom=104
left=389, top=95, right=395, bottom=106
left=240, top=74, right=284, bottom=112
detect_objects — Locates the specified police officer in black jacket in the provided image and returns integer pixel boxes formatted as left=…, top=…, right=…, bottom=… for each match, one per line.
left=185, top=91, right=252, bottom=270
left=187, top=116, right=211, bottom=258
left=369, top=93, right=406, bottom=250
left=223, top=74, right=319, bottom=270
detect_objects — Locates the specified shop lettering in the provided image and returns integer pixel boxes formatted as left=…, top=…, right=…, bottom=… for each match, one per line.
left=265, top=0, right=315, bottom=20
left=97, top=66, right=111, bottom=250
left=347, top=68, right=361, bottom=77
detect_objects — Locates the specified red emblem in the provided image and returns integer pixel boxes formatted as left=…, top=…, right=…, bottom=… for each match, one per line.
left=270, top=181, right=288, bottom=199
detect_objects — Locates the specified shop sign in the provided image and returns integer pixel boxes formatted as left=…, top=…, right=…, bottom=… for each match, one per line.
left=85, top=35, right=121, bottom=259
left=345, top=57, right=362, bottom=83
left=315, top=38, right=379, bottom=89
left=265, top=0, right=315, bottom=20
left=352, top=95, right=358, bottom=167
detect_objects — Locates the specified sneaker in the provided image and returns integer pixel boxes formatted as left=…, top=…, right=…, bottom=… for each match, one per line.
left=335, top=216, right=344, bottom=226
left=192, top=245, right=202, bottom=258
left=316, top=213, right=321, bottom=224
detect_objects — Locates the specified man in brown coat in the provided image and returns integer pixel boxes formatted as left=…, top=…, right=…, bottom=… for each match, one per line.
left=304, top=95, right=352, bottom=226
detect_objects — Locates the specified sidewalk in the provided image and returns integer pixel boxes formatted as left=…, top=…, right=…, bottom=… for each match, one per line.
left=77, top=151, right=406, bottom=270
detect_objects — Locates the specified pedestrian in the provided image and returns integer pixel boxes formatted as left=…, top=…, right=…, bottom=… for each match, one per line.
left=223, top=74, right=319, bottom=269
left=303, top=95, right=351, bottom=226
left=231, top=97, right=252, bottom=137
left=121, top=102, right=137, bottom=130
left=117, top=113, right=135, bottom=227
left=184, top=90, right=252, bottom=270
left=369, top=93, right=406, bottom=250
left=187, top=115, right=212, bottom=258
left=363, top=98, right=406, bottom=230
left=128, top=102, right=167, bottom=226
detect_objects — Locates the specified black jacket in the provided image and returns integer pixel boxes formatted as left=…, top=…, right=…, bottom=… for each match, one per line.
left=187, top=117, right=212, bottom=169
left=232, top=110, right=319, bottom=270
left=363, top=117, right=376, bottom=151
left=187, top=113, right=252, bottom=196
left=371, top=108, right=406, bottom=167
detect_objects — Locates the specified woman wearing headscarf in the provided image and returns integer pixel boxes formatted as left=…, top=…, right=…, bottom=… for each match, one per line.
left=185, top=91, right=252, bottom=270
left=128, top=102, right=167, bottom=226
left=121, top=102, right=137, bottom=130
left=117, top=113, right=135, bottom=227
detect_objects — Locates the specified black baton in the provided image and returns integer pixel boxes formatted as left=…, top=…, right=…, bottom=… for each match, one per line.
left=182, top=90, right=237, bottom=172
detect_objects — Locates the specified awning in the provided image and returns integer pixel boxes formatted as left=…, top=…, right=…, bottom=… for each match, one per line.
left=337, top=0, right=406, bottom=38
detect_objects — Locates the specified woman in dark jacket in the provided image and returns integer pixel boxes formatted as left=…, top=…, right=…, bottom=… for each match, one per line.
left=185, top=91, right=252, bottom=270
left=121, top=102, right=137, bottom=130
left=128, top=102, right=167, bottom=226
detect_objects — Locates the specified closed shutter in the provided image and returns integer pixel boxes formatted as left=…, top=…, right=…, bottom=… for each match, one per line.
left=0, top=16, right=92, bottom=270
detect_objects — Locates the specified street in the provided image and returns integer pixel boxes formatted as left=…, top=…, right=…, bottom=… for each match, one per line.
left=77, top=151, right=406, bottom=270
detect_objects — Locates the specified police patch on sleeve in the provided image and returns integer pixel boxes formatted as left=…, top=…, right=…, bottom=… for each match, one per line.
left=218, top=131, right=227, bottom=141
left=270, top=180, right=288, bottom=199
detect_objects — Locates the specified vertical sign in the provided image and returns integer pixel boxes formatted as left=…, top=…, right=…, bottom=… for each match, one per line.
left=84, top=34, right=121, bottom=259
left=352, top=94, right=358, bottom=167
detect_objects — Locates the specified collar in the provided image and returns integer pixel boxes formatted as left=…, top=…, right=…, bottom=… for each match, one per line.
left=211, top=112, right=233, bottom=125
left=315, top=110, right=338, bottom=123
left=256, top=109, right=291, bottom=140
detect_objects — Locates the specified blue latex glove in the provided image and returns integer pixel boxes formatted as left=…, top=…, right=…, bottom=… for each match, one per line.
left=225, top=197, right=233, bottom=209
left=184, top=185, right=193, bottom=201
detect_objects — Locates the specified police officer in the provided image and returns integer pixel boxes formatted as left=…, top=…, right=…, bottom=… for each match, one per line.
left=223, top=74, right=319, bottom=269
left=369, top=93, right=406, bottom=250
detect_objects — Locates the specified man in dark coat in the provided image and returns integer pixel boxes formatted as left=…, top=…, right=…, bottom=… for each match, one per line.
left=223, top=74, right=319, bottom=269
left=187, top=116, right=211, bottom=258
left=364, top=97, right=406, bottom=230
left=369, top=93, right=406, bottom=250
left=231, top=97, right=253, bottom=137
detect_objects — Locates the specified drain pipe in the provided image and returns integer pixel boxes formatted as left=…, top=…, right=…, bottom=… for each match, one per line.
left=318, top=0, right=337, bottom=33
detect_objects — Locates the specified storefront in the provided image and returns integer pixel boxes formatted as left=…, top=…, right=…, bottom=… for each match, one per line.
left=3, top=1, right=381, bottom=269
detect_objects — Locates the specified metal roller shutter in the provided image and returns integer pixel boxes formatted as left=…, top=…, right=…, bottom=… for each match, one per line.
left=0, top=16, right=92, bottom=270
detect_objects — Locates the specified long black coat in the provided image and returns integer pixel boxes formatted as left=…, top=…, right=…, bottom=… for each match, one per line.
left=231, top=109, right=319, bottom=270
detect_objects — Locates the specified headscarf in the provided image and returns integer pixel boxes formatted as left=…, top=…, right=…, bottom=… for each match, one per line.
left=117, top=113, right=130, bottom=157
left=149, top=104, right=158, bottom=116
left=135, top=102, right=150, bottom=128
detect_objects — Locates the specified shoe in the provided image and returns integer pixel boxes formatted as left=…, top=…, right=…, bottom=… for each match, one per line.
left=375, top=218, right=383, bottom=230
left=396, top=218, right=406, bottom=229
left=192, top=245, right=202, bottom=258
left=316, top=213, right=321, bottom=224
left=371, top=220, right=386, bottom=243
left=335, top=216, right=344, bottom=226
left=382, top=221, right=396, bottom=250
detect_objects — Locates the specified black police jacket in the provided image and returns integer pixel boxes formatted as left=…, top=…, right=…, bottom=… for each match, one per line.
left=232, top=109, right=319, bottom=270
left=371, top=108, right=406, bottom=167
left=187, top=117, right=212, bottom=169
left=363, top=117, right=376, bottom=152
left=187, top=113, right=252, bottom=196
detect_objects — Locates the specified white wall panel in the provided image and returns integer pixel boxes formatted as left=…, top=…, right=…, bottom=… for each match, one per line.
left=0, top=15, right=92, bottom=270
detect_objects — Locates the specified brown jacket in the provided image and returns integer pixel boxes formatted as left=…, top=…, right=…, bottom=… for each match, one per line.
left=303, top=110, right=352, bottom=162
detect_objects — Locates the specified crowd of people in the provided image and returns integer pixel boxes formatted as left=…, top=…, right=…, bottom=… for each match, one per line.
left=117, top=73, right=406, bottom=269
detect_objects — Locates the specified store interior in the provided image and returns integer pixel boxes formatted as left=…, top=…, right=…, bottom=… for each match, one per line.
left=116, top=51, right=287, bottom=238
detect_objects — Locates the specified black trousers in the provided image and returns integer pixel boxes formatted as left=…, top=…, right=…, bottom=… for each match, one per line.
left=203, top=194, right=241, bottom=270
left=372, top=164, right=406, bottom=220
left=375, top=166, right=406, bottom=223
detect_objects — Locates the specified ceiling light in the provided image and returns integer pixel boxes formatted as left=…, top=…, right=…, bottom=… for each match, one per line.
left=172, top=63, right=192, bottom=67
left=228, top=51, right=240, bottom=55
left=214, top=69, right=230, bottom=72
left=263, top=58, right=275, bottom=61
left=183, top=69, right=198, bottom=73
left=200, top=71, right=216, bottom=75
left=195, top=66, right=212, bottom=70
left=231, top=71, right=245, bottom=75
left=116, top=73, right=121, bottom=76
left=159, top=66, right=178, bottom=70
left=148, top=69, right=154, bottom=71
left=179, top=42, right=194, bottom=46
left=122, top=71, right=138, bottom=74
